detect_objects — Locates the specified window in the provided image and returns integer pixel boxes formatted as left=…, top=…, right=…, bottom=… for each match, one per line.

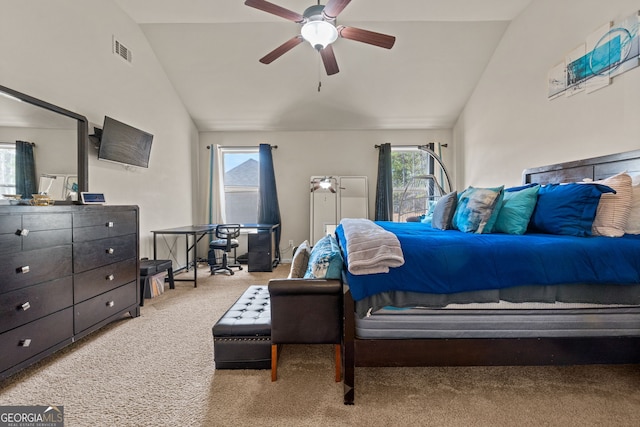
left=391, top=145, right=449, bottom=221
left=0, top=142, right=16, bottom=195
left=217, top=147, right=260, bottom=224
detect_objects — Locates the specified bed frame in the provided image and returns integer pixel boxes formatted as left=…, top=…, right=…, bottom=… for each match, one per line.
left=342, top=148, right=640, bottom=405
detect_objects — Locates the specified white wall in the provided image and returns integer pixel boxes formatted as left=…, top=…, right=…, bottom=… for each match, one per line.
left=198, top=129, right=453, bottom=260
left=0, top=0, right=198, bottom=259
left=456, top=0, right=640, bottom=188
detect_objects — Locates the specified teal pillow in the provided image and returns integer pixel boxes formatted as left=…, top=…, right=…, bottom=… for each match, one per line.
left=304, top=234, right=343, bottom=279
left=494, top=185, right=540, bottom=235
left=453, top=186, right=504, bottom=233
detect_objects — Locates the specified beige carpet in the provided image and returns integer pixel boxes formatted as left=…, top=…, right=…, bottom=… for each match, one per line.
left=1, top=263, right=640, bottom=426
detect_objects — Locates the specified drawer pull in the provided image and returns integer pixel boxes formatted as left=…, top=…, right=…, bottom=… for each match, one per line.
left=106, top=274, right=115, bottom=281
left=106, top=301, right=115, bottom=308
left=106, top=248, right=114, bottom=254
left=19, top=339, right=32, bottom=347
left=21, top=302, right=31, bottom=311
left=15, top=228, right=30, bottom=236
left=17, top=265, right=30, bottom=274
left=106, top=221, right=114, bottom=228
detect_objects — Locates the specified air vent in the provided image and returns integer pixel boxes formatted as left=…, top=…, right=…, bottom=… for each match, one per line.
left=112, top=36, right=132, bottom=64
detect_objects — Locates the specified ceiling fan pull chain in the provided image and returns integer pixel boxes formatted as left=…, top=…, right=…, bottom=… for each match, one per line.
left=318, top=54, right=322, bottom=92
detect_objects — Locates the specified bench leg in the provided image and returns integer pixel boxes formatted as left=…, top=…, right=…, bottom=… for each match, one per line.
left=271, top=344, right=278, bottom=381
left=167, top=267, right=175, bottom=289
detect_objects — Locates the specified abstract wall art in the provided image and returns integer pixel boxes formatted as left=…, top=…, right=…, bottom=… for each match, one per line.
left=548, top=11, right=639, bottom=99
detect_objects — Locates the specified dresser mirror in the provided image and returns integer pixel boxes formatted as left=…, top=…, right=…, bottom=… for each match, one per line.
left=0, top=84, right=88, bottom=203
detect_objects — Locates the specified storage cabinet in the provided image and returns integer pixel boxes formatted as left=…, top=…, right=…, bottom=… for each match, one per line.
left=0, top=205, right=139, bottom=380
left=248, top=230, right=276, bottom=272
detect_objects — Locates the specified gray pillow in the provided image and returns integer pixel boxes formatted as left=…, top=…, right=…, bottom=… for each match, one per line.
left=431, top=191, right=458, bottom=230
left=287, top=240, right=311, bottom=278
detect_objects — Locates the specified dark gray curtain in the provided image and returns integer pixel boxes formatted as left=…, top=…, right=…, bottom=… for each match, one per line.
left=257, top=143, right=281, bottom=261
left=374, top=143, right=393, bottom=221
left=15, top=141, right=36, bottom=199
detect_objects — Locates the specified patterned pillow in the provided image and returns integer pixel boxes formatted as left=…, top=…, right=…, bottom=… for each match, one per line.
left=452, top=186, right=504, bottom=233
left=304, top=235, right=343, bottom=279
left=287, top=240, right=311, bottom=278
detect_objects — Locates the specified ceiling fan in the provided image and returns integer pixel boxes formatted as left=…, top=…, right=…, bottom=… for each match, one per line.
left=244, top=0, right=396, bottom=76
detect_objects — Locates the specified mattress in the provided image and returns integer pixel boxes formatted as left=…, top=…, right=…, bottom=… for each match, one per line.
left=356, top=303, right=640, bottom=339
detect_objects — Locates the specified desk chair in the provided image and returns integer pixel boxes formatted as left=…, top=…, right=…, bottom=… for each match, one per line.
left=208, top=224, right=243, bottom=275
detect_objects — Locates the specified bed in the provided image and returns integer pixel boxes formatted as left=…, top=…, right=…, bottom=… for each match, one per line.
left=338, top=149, right=640, bottom=405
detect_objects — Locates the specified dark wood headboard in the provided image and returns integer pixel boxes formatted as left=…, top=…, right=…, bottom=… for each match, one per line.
left=522, top=149, right=640, bottom=185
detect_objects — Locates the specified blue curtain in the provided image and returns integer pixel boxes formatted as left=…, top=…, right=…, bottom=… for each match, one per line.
left=374, top=143, right=393, bottom=221
left=257, top=143, right=281, bottom=261
left=15, top=141, right=36, bottom=199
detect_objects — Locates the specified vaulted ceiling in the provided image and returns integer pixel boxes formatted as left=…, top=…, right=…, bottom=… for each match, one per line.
left=114, top=0, right=532, bottom=131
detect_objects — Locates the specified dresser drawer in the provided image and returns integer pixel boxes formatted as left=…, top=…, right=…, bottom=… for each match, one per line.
left=0, top=246, right=73, bottom=293
left=0, top=233, right=21, bottom=256
left=0, top=214, right=21, bottom=234
left=74, top=281, right=137, bottom=334
left=73, top=234, right=137, bottom=273
left=23, top=213, right=72, bottom=232
left=0, top=214, right=71, bottom=255
left=74, top=258, right=137, bottom=303
left=73, top=210, right=137, bottom=242
left=0, top=277, right=73, bottom=334
left=0, top=308, right=73, bottom=375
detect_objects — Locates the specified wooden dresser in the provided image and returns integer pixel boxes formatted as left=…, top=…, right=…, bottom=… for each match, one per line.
left=0, top=205, right=139, bottom=380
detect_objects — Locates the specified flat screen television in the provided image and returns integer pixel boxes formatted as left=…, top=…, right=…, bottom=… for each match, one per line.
left=98, top=116, right=153, bottom=168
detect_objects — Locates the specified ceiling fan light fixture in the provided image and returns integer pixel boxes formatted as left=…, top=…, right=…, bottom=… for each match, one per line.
left=319, top=178, right=333, bottom=189
left=301, top=20, right=338, bottom=50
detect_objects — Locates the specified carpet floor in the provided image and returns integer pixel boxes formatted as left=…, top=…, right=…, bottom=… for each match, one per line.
left=1, top=263, right=640, bottom=426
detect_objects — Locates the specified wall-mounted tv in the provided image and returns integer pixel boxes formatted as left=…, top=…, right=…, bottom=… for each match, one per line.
left=97, top=116, right=153, bottom=168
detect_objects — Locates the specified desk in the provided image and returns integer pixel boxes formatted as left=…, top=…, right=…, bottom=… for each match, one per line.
left=151, top=224, right=280, bottom=287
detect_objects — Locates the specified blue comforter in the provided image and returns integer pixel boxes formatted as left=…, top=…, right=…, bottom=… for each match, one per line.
left=335, top=221, right=640, bottom=302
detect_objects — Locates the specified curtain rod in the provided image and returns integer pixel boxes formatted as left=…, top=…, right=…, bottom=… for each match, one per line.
left=374, top=143, right=447, bottom=149
left=16, top=140, right=36, bottom=147
left=206, top=145, right=278, bottom=150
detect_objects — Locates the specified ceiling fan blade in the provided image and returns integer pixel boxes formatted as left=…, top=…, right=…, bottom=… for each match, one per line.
left=259, top=36, right=304, bottom=64
left=322, top=0, right=352, bottom=19
left=337, top=25, right=396, bottom=49
left=320, top=45, right=339, bottom=75
left=244, top=0, right=305, bottom=23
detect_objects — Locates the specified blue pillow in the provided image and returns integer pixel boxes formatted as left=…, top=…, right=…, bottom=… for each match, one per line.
left=494, top=185, right=540, bottom=235
left=304, top=234, right=343, bottom=279
left=452, top=186, right=504, bottom=233
left=529, top=183, right=615, bottom=236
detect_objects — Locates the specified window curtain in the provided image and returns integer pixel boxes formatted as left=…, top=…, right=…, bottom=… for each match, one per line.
left=257, top=143, right=281, bottom=261
left=15, top=141, right=36, bottom=199
left=374, top=143, right=393, bottom=221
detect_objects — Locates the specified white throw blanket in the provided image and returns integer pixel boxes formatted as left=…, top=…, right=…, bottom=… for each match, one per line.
left=340, top=218, right=404, bottom=275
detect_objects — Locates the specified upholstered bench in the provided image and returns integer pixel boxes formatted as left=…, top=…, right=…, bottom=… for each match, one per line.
left=212, top=285, right=271, bottom=369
